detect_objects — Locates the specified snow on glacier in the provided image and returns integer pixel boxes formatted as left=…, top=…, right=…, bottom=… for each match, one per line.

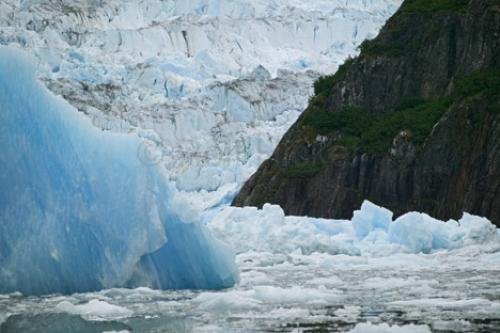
left=0, top=47, right=237, bottom=295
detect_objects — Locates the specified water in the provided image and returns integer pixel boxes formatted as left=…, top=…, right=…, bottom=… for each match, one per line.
left=1, top=249, right=499, bottom=333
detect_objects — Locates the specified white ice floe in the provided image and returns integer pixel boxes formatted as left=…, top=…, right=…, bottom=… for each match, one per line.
left=210, top=201, right=500, bottom=257
left=55, top=300, right=133, bottom=320
left=194, top=285, right=341, bottom=313
left=388, top=298, right=500, bottom=311
left=346, top=323, right=431, bottom=333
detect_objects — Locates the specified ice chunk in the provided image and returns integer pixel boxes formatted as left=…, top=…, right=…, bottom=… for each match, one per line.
left=210, top=201, right=499, bottom=257
left=0, top=47, right=237, bottom=295
left=347, top=322, right=432, bottom=333
left=388, top=213, right=461, bottom=253
left=193, top=285, right=340, bottom=313
left=210, top=204, right=360, bottom=256
left=460, top=213, right=498, bottom=245
left=388, top=298, right=500, bottom=310
left=55, top=300, right=133, bottom=319
left=352, top=201, right=393, bottom=237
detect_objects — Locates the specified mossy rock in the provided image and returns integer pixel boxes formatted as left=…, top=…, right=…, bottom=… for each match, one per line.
left=302, top=100, right=450, bottom=154
left=401, top=0, right=470, bottom=13
left=283, top=161, right=324, bottom=178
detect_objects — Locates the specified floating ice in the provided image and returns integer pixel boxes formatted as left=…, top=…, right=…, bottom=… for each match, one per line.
left=347, top=323, right=432, bottom=333
left=0, top=313, right=132, bottom=333
left=352, top=201, right=393, bottom=238
left=0, top=47, right=238, bottom=295
left=387, top=298, right=500, bottom=311
left=193, top=285, right=341, bottom=313
left=55, top=300, right=133, bottom=320
left=210, top=201, right=500, bottom=256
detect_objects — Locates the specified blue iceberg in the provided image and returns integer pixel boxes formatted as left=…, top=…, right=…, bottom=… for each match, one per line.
left=0, top=47, right=238, bottom=295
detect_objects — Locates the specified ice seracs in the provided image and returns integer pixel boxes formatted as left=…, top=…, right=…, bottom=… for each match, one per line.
left=0, top=0, right=403, bottom=205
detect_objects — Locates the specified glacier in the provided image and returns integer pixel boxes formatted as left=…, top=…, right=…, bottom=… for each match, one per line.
left=0, top=0, right=403, bottom=212
left=0, top=47, right=237, bottom=295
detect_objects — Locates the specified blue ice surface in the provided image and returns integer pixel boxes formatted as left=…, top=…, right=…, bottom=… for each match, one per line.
left=68, top=50, right=84, bottom=63
left=351, top=201, right=497, bottom=254
left=352, top=201, right=393, bottom=238
left=297, top=59, right=310, bottom=69
left=0, top=47, right=238, bottom=295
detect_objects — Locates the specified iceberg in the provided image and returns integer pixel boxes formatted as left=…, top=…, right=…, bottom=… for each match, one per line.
left=0, top=47, right=238, bottom=295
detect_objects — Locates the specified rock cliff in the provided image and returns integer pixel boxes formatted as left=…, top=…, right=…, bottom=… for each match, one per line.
left=233, top=0, right=500, bottom=226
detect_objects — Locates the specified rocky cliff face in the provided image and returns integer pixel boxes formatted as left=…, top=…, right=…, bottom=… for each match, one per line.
left=233, top=0, right=500, bottom=226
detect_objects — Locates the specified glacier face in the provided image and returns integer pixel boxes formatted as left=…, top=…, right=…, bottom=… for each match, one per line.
left=0, top=47, right=237, bottom=295
left=0, top=0, right=402, bottom=210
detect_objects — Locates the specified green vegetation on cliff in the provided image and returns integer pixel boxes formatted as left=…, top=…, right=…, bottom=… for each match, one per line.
left=305, top=66, right=500, bottom=155
left=302, top=99, right=450, bottom=154
left=400, top=0, right=470, bottom=13
left=358, top=39, right=404, bottom=57
left=283, top=161, right=324, bottom=178
left=456, top=68, right=500, bottom=113
left=313, top=58, right=355, bottom=96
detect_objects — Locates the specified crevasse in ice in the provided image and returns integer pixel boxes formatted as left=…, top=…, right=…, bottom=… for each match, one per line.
left=0, top=47, right=238, bottom=295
